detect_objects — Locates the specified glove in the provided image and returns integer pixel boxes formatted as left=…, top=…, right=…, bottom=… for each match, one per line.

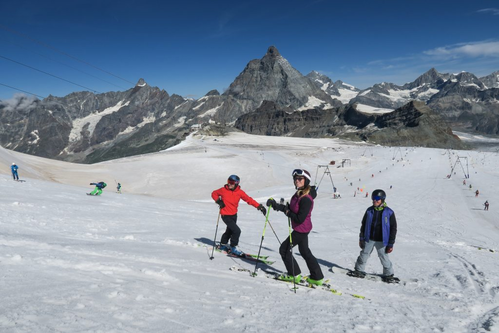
left=359, top=240, right=365, bottom=249
left=216, top=198, right=225, bottom=209
left=266, top=198, right=277, bottom=208
left=258, top=204, right=267, bottom=216
left=275, top=203, right=287, bottom=213
left=385, top=246, right=393, bottom=254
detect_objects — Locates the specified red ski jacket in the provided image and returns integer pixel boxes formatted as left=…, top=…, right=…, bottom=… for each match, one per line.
left=211, top=185, right=260, bottom=215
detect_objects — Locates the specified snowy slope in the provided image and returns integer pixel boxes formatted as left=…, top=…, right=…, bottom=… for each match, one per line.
left=1, top=133, right=499, bottom=332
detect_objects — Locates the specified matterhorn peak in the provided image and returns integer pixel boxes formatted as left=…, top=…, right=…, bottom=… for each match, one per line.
left=266, top=46, right=281, bottom=58
left=136, top=78, right=147, bottom=87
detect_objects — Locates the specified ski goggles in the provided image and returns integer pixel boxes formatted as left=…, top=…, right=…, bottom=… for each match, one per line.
left=227, top=179, right=239, bottom=185
left=292, top=169, right=311, bottom=180
left=372, top=196, right=384, bottom=201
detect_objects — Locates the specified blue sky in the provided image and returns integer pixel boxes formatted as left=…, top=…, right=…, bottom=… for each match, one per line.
left=1, top=0, right=498, bottom=101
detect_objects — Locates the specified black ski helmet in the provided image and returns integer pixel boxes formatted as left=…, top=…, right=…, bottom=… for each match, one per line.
left=228, top=174, right=240, bottom=186
left=371, top=189, right=386, bottom=201
left=292, top=169, right=311, bottom=188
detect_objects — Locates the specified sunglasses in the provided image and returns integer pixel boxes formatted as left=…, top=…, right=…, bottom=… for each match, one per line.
left=294, top=176, right=305, bottom=181
left=372, top=196, right=383, bottom=201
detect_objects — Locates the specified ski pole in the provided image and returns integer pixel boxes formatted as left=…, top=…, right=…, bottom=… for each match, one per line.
left=253, top=204, right=271, bottom=276
left=210, top=211, right=221, bottom=260
left=266, top=220, right=281, bottom=245
left=288, top=214, right=297, bottom=293
left=286, top=199, right=297, bottom=293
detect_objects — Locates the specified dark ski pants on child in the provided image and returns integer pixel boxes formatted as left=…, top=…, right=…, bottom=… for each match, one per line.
left=279, top=231, right=324, bottom=280
left=220, top=214, right=240, bottom=247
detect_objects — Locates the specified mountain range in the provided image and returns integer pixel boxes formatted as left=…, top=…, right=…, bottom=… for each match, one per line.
left=1, top=46, right=497, bottom=163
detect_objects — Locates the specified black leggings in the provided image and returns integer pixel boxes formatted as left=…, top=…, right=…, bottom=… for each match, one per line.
left=279, top=230, right=324, bottom=280
left=220, top=214, right=240, bottom=247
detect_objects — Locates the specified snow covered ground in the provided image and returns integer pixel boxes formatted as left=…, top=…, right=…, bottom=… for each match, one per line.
left=1, top=132, right=499, bottom=332
left=354, top=103, right=394, bottom=114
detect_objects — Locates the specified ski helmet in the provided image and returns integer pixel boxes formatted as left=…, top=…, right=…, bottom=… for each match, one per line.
left=371, top=189, right=386, bottom=201
left=12, top=162, right=16, bottom=165
left=292, top=169, right=311, bottom=187
left=227, top=174, right=240, bottom=186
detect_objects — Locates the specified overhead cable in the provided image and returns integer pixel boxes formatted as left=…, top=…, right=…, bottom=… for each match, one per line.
left=0, top=24, right=135, bottom=85
left=0, top=83, right=45, bottom=99
left=0, top=54, right=101, bottom=93
left=4, top=39, right=127, bottom=90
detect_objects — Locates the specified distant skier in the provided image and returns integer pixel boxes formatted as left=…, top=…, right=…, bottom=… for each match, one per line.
left=266, top=169, right=324, bottom=286
left=365, top=192, right=369, bottom=198
left=484, top=201, right=489, bottom=211
left=117, top=183, right=122, bottom=194
left=475, top=190, right=479, bottom=197
left=211, top=175, right=266, bottom=256
left=349, top=189, right=398, bottom=282
left=463, top=180, right=466, bottom=185
left=11, top=163, right=19, bottom=181
left=88, top=182, right=107, bottom=196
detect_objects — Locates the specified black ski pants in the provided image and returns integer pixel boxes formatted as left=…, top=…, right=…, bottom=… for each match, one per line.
left=279, top=230, right=324, bottom=280
left=220, top=214, right=240, bottom=247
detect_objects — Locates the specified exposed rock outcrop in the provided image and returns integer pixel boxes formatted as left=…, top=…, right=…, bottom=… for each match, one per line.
left=235, top=100, right=466, bottom=149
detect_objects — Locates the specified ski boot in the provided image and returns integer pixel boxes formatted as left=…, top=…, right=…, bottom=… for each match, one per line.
left=382, top=274, right=400, bottom=284
left=277, top=274, right=302, bottom=283
left=229, top=246, right=245, bottom=257
left=306, top=277, right=324, bottom=286
left=347, top=270, right=366, bottom=278
left=218, top=243, right=230, bottom=252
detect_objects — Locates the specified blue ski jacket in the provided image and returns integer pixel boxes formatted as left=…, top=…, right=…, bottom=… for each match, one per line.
left=11, top=165, right=18, bottom=173
left=359, top=205, right=397, bottom=247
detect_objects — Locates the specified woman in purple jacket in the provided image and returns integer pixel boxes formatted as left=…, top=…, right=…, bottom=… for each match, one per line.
left=266, top=169, right=324, bottom=286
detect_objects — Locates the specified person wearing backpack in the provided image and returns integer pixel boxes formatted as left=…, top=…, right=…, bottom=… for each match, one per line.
left=88, top=182, right=107, bottom=196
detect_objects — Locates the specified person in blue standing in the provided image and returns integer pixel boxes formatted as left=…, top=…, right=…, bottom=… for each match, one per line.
left=88, top=182, right=107, bottom=196
left=11, top=163, right=19, bottom=181
left=349, top=189, right=398, bottom=282
left=266, top=169, right=324, bottom=286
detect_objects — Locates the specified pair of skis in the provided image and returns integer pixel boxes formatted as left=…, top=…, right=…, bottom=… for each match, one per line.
left=330, top=266, right=417, bottom=285
left=230, top=266, right=366, bottom=299
left=214, top=245, right=275, bottom=265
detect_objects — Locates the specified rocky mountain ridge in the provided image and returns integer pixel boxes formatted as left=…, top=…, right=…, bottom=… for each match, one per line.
left=1, top=46, right=495, bottom=163
left=322, top=68, right=499, bottom=135
left=235, top=100, right=465, bottom=149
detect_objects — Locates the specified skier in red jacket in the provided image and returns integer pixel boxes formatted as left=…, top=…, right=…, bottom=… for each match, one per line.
left=211, top=175, right=266, bottom=256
